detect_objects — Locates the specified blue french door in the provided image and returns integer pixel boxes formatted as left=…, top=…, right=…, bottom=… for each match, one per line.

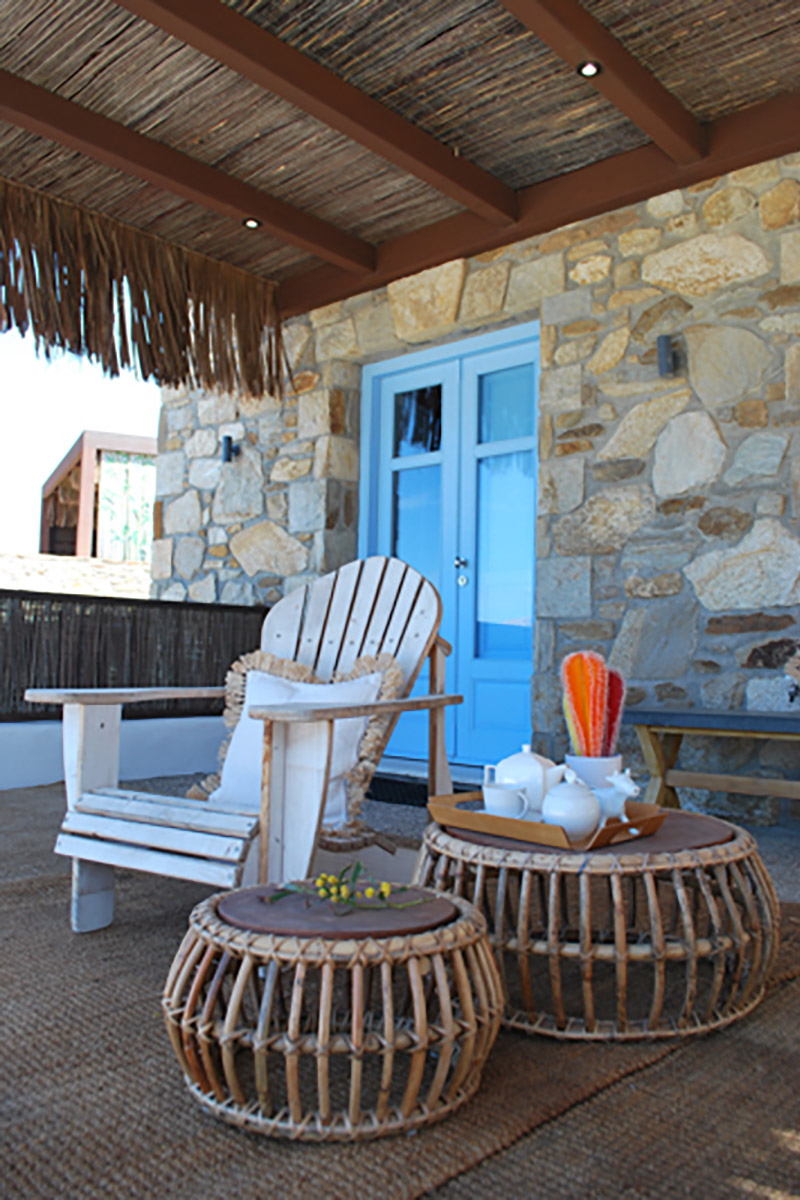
left=360, top=324, right=539, bottom=768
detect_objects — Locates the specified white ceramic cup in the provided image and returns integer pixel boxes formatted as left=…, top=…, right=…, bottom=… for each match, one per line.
left=482, top=781, right=528, bottom=818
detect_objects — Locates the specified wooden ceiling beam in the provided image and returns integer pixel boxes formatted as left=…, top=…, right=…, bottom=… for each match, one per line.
left=116, top=0, right=518, bottom=226
left=499, top=0, right=707, bottom=165
left=279, top=88, right=800, bottom=316
left=0, top=68, right=375, bottom=274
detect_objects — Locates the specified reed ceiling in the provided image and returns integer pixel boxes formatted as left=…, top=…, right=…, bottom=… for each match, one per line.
left=0, top=0, right=799, bottom=317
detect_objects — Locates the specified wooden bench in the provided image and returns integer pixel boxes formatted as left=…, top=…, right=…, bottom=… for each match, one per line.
left=622, top=707, right=800, bottom=809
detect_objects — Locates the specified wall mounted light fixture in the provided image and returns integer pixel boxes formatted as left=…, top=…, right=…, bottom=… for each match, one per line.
left=656, top=334, right=678, bottom=377
left=221, top=435, right=241, bottom=463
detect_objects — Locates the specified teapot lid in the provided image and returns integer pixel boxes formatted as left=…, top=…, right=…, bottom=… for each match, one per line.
left=547, top=767, right=594, bottom=797
left=496, top=743, right=555, bottom=781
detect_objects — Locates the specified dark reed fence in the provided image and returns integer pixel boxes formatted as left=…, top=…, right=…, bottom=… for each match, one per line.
left=1, top=589, right=267, bottom=722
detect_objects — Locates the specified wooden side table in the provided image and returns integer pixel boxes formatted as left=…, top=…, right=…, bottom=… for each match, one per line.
left=163, top=884, right=503, bottom=1141
left=413, top=812, right=780, bottom=1041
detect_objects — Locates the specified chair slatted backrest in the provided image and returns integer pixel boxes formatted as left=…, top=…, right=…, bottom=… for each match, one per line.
left=260, top=557, right=441, bottom=692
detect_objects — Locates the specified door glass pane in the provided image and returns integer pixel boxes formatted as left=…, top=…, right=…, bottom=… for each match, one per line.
left=476, top=451, right=534, bottom=658
left=392, top=466, right=441, bottom=589
left=478, top=364, right=534, bottom=444
left=393, top=386, right=441, bottom=457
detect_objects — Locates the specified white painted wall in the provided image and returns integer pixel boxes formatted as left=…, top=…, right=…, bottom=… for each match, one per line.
left=0, top=716, right=225, bottom=790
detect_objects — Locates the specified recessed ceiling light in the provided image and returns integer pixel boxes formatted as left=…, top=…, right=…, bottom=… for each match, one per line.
left=577, top=61, right=601, bottom=78
left=243, top=217, right=261, bottom=229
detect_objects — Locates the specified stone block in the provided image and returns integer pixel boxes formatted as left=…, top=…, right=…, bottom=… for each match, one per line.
left=230, top=521, right=308, bottom=577
left=609, top=600, right=698, bottom=680
left=756, top=493, right=785, bottom=516
left=746, top=676, right=795, bottom=711
left=282, top=323, right=312, bottom=369
left=174, top=537, right=204, bottom=579
left=760, top=178, right=800, bottom=229
left=353, top=302, right=402, bottom=354
left=697, top=507, right=754, bottom=539
left=569, top=255, right=612, bottom=285
left=598, top=388, right=691, bottom=461
left=188, top=458, right=221, bottom=491
left=606, top=287, right=662, bottom=310
left=786, top=344, right=800, bottom=402
left=586, top=327, right=629, bottom=374
left=642, top=234, right=771, bottom=297
left=185, top=428, right=217, bottom=458
left=197, top=393, right=236, bottom=425
left=164, top=490, right=202, bottom=535
left=539, top=364, right=582, bottom=413
left=220, top=580, right=256, bottom=606
left=723, top=432, right=788, bottom=485
left=734, top=399, right=768, bottom=427
left=151, top=539, right=172, bottom=580
left=631, top=295, right=693, bottom=341
left=538, top=458, right=584, bottom=515
left=387, top=260, right=466, bottom=342
left=685, top=519, right=800, bottom=610
left=624, top=572, right=683, bottom=598
left=702, top=187, right=755, bottom=227
left=533, top=619, right=554, bottom=672
left=288, top=479, right=328, bottom=533
left=298, top=389, right=346, bottom=438
left=315, top=318, right=359, bottom=360
left=535, top=556, right=591, bottom=617
left=211, top=449, right=264, bottom=524
left=459, top=263, right=509, bottom=323
left=160, top=582, right=186, bottom=601
left=541, top=288, right=591, bottom=326
left=553, top=486, right=656, bottom=555
left=646, top=190, right=684, bottom=218
left=653, top=412, right=726, bottom=497
left=618, top=227, right=662, bottom=257
left=313, top=436, right=359, bottom=482
left=271, top=457, right=311, bottom=483
left=156, top=451, right=185, bottom=497
left=504, top=254, right=565, bottom=314
left=554, top=335, right=596, bottom=365
left=188, top=574, right=216, bottom=603
left=781, top=230, right=800, bottom=283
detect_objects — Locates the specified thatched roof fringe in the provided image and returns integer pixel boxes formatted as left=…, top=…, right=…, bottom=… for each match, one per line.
left=0, top=175, right=282, bottom=399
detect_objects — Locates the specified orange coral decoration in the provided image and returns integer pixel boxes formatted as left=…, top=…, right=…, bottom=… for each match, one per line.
left=561, top=651, right=626, bottom=757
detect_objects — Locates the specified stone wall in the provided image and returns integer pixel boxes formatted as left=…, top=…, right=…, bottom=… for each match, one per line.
left=152, top=152, right=800, bottom=818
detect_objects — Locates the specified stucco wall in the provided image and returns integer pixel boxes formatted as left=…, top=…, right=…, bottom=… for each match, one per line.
left=152, top=152, right=800, bottom=817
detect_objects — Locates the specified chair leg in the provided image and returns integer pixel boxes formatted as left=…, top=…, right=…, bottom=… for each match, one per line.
left=71, top=860, right=115, bottom=933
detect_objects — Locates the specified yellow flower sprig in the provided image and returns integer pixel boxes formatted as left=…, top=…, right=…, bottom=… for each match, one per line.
left=266, top=861, right=421, bottom=913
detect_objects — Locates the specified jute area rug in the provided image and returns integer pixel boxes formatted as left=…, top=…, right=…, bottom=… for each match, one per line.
left=1, top=786, right=799, bottom=1199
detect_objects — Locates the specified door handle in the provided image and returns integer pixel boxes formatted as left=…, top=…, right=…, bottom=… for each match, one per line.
left=454, top=556, right=468, bottom=568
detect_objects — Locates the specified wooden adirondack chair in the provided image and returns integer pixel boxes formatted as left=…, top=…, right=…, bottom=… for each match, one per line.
left=26, top=557, right=461, bottom=932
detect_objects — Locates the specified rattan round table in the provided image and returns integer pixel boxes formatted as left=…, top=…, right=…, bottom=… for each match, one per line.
left=412, top=811, right=780, bottom=1041
left=163, top=884, right=503, bottom=1141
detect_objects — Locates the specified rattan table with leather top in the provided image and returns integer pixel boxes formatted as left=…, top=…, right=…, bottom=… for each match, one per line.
left=163, top=883, right=503, bottom=1141
left=412, top=811, right=780, bottom=1041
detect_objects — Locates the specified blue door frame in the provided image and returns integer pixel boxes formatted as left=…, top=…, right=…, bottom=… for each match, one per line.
left=360, top=322, right=539, bottom=769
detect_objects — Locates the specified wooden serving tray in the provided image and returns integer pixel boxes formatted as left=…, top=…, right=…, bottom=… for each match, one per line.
left=427, top=791, right=667, bottom=851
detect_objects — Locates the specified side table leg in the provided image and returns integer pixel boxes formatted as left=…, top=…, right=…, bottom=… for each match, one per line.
left=636, top=726, right=683, bottom=809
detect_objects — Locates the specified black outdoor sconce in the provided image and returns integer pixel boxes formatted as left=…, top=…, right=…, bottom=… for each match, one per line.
left=657, top=334, right=679, bottom=377
left=221, top=435, right=241, bottom=463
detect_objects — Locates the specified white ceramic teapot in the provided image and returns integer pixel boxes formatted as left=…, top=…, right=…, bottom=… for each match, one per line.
left=541, top=768, right=601, bottom=841
left=491, top=744, right=565, bottom=813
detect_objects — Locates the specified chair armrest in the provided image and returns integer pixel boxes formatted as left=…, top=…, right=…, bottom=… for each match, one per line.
left=25, top=686, right=225, bottom=706
left=247, top=692, right=463, bottom=723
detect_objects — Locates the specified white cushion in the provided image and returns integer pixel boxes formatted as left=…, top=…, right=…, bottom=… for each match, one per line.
left=208, top=669, right=383, bottom=827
